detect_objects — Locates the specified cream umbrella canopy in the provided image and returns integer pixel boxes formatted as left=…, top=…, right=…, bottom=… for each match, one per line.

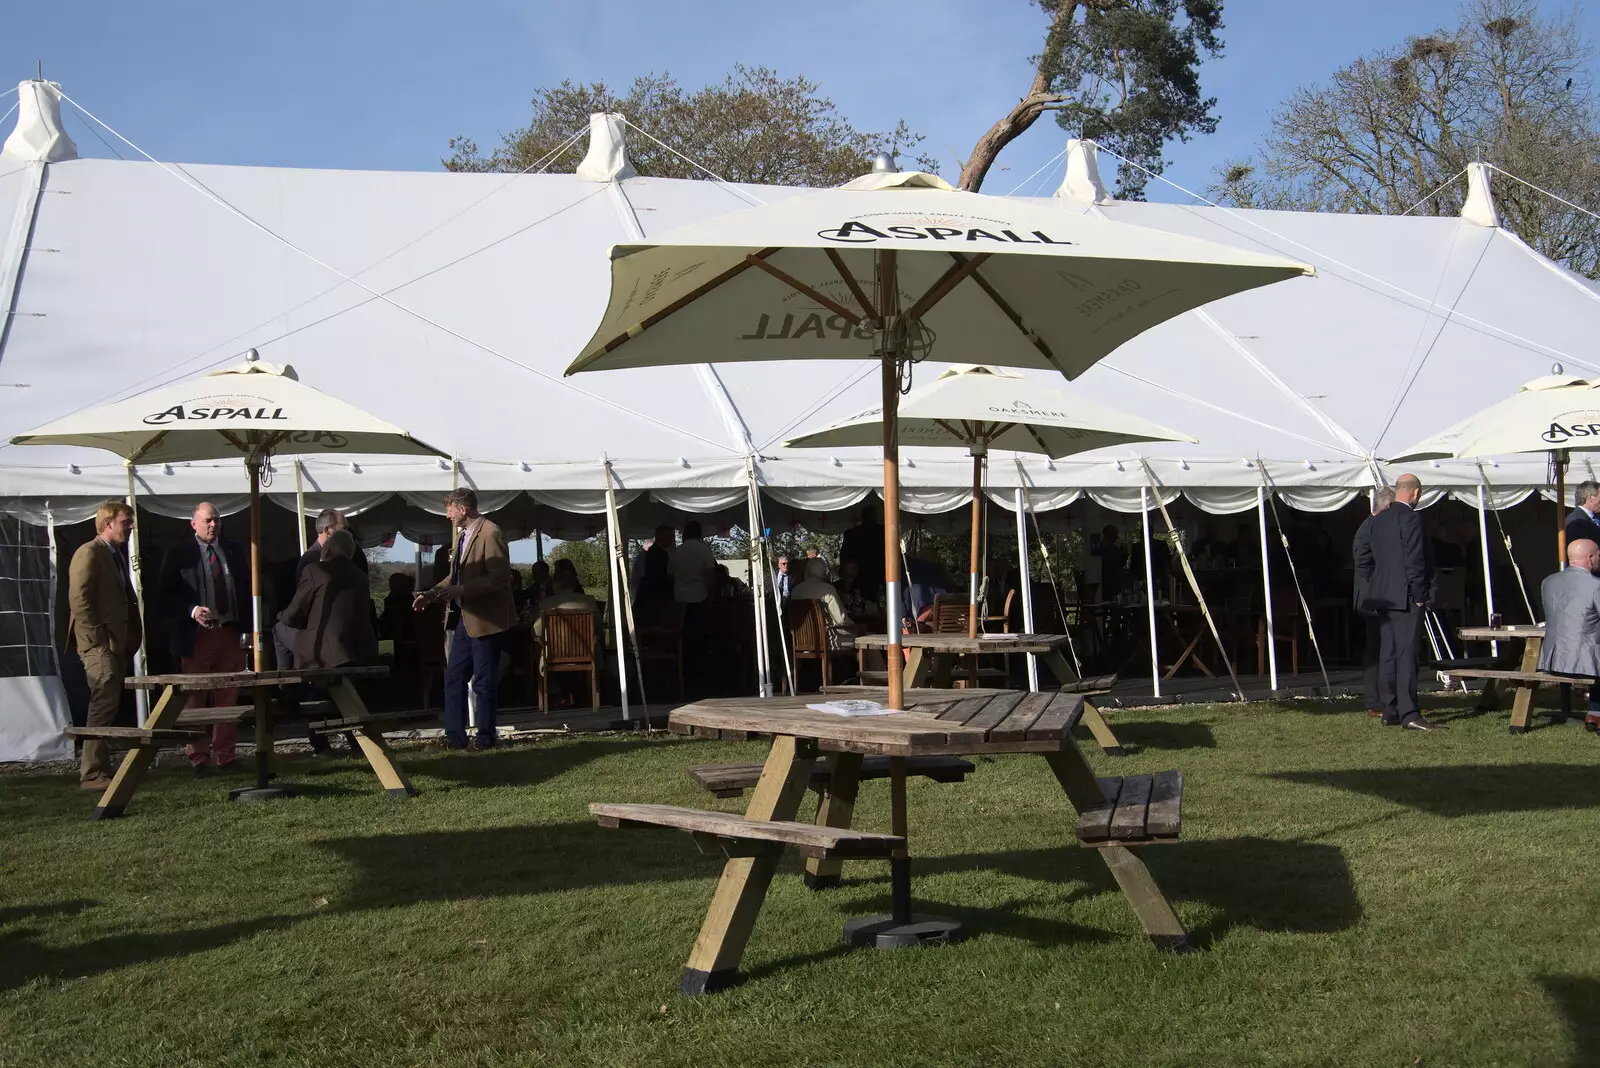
left=783, top=364, right=1197, bottom=639
left=13, top=352, right=448, bottom=667
left=1387, top=372, right=1600, bottom=563
left=566, top=164, right=1312, bottom=712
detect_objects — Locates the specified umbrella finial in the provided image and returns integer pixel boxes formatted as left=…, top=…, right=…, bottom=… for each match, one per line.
left=1553, top=362, right=1565, bottom=375
left=245, top=348, right=259, bottom=363
left=871, top=152, right=899, bottom=174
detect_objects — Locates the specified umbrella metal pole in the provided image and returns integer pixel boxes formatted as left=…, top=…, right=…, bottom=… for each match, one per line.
left=294, top=460, right=307, bottom=556
left=124, top=462, right=150, bottom=727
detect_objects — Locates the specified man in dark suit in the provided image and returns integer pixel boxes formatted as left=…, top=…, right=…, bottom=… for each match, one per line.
left=1352, top=486, right=1397, bottom=717
left=839, top=505, right=885, bottom=604
left=1354, top=474, right=1441, bottom=730
left=158, top=501, right=251, bottom=772
left=1566, top=480, right=1600, bottom=549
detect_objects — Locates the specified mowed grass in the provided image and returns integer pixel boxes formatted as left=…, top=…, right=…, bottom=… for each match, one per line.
left=2, top=699, right=1599, bottom=1067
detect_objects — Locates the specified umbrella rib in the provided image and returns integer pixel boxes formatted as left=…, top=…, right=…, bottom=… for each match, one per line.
left=746, top=256, right=861, bottom=324
left=589, top=247, right=782, bottom=359
left=905, top=253, right=991, bottom=321
left=824, top=249, right=878, bottom=321
left=127, top=431, right=169, bottom=465
left=934, top=418, right=974, bottom=445
left=946, top=252, right=1058, bottom=368
left=1023, top=423, right=1056, bottom=457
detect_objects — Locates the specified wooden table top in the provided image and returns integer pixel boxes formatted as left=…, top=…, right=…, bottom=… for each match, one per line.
left=1457, top=625, right=1545, bottom=641
left=853, top=632, right=1070, bottom=654
left=670, top=690, right=1084, bottom=756
left=125, top=665, right=390, bottom=691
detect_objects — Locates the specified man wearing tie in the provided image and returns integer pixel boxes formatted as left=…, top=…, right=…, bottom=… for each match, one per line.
left=158, top=501, right=250, bottom=772
left=68, top=500, right=142, bottom=790
left=415, top=489, right=513, bottom=749
left=1566, top=481, right=1600, bottom=548
left=1354, top=474, right=1441, bottom=731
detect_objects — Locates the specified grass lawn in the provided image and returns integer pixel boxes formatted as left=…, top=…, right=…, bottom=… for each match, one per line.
left=3, top=698, right=1598, bottom=1067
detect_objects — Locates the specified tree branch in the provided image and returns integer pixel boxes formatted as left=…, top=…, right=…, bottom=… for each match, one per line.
left=960, top=1, right=1081, bottom=191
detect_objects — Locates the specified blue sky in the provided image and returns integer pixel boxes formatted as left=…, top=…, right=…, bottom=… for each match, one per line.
left=5, top=1, right=1596, bottom=204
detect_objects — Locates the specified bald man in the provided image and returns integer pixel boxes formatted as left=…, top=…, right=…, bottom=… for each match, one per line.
left=158, top=501, right=251, bottom=773
left=1355, top=473, right=1441, bottom=730
left=1539, top=537, right=1600, bottom=727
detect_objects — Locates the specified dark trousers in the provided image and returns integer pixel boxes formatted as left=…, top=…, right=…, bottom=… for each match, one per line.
left=443, top=624, right=502, bottom=747
left=1361, top=615, right=1382, bottom=711
left=681, top=600, right=713, bottom=697
left=1377, top=604, right=1424, bottom=724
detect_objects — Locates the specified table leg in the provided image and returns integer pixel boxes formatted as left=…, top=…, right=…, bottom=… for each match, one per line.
left=1043, top=743, right=1189, bottom=952
left=905, top=647, right=931, bottom=689
left=1509, top=636, right=1542, bottom=735
left=929, top=652, right=955, bottom=689
left=1040, top=649, right=1081, bottom=684
left=1078, top=700, right=1126, bottom=757
left=327, top=679, right=415, bottom=798
left=680, top=735, right=819, bottom=996
left=804, top=751, right=863, bottom=890
left=91, top=686, right=181, bottom=820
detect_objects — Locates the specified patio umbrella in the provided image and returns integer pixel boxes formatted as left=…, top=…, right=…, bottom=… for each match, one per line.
left=1387, top=371, right=1600, bottom=563
left=12, top=352, right=446, bottom=795
left=783, top=364, right=1196, bottom=639
left=565, top=161, right=1312, bottom=712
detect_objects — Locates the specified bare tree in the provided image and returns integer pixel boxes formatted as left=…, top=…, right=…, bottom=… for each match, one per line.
left=961, top=0, right=1225, bottom=197
left=447, top=66, right=933, bottom=187
left=1214, top=0, right=1600, bottom=276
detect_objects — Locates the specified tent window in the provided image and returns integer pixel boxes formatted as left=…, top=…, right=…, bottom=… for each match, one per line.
left=0, top=516, right=57, bottom=679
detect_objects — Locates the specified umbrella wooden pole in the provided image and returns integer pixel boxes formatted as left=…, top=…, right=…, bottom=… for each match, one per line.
left=879, top=249, right=904, bottom=715
left=1555, top=449, right=1568, bottom=566
left=247, top=455, right=275, bottom=795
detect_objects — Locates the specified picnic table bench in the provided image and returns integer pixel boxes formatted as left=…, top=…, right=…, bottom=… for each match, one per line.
left=79, top=665, right=408, bottom=820
left=592, top=689, right=1190, bottom=995
left=1451, top=625, right=1564, bottom=734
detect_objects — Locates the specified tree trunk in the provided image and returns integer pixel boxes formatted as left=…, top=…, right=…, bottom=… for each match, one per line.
left=959, top=1, right=1081, bottom=192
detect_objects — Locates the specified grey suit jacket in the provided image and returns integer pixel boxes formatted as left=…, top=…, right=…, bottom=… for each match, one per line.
left=1538, top=565, right=1600, bottom=677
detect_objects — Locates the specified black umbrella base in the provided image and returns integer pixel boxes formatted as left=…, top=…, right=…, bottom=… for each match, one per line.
left=842, top=913, right=965, bottom=949
left=230, top=785, right=296, bottom=802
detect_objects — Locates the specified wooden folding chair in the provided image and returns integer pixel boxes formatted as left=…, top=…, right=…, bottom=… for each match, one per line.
left=540, top=609, right=599, bottom=711
left=636, top=600, right=686, bottom=699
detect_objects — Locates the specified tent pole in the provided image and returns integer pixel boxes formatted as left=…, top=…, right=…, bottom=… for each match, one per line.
left=1477, top=482, right=1498, bottom=657
left=1257, top=486, right=1278, bottom=691
left=602, top=478, right=630, bottom=722
left=294, top=460, right=307, bottom=556
left=879, top=248, right=904, bottom=711
left=745, top=458, right=771, bottom=698
left=1013, top=488, right=1038, bottom=692
left=124, top=462, right=149, bottom=726
left=1140, top=486, right=1161, bottom=699
left=44, top=503, right=59, bottom=680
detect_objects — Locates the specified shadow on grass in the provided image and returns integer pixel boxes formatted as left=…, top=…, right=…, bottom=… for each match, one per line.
left=1540, top=974, right=1600, bottom=1068
left=0, top=900, right=95, bottom=928
left=1269, top=764, right=1600, bottom=816
left=319, top=820, right=714, bottom=911
left=0, top=914, right=293, bottom=992
left=1105, top=720, right=1216, bottom=751
left=407, top=738, right=668, bottom=790
left=915, top=835, right=1358, bottom=944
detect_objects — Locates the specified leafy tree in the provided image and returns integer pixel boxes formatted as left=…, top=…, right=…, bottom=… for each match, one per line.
left=548, top=536, right=612, bottom=600
left=960, top=0, right=1225, bottom=197
left=1213, top=0, right=1600, bottom=276
left=447, top=66, right=934, bottom=185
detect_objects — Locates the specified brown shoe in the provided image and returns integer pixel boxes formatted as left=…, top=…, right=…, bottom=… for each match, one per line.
left=1365, top=709, right=1384, bottom=717
left=80, top=776, right=113, bottom=791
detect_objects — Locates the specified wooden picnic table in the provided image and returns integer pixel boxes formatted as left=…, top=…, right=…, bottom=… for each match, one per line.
left=851, top=632, right=1124, bottom=754
left=83, top=665, right=412, bottom=819
left=1454, top=625, right=1553, bottom=733
left=656, top=690, right=1189, bottom=993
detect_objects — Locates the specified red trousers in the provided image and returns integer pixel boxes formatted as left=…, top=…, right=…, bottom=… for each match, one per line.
left=183, top=625, right=244, bottom=767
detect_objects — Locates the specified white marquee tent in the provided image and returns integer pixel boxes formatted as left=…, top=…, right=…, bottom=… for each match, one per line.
left=2, top=79, right=1596, bottom=758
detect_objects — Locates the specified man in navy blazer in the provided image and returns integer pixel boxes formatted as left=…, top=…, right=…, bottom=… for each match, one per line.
left=158, top=501, right=251, bottom=772
left=1354, top=473, right=1441, bottom=730
left=1565, top=481, right=1600, bottom=549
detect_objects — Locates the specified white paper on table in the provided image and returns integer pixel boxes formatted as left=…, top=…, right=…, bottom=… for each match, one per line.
left=806, top=700, right=900, bottom=717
